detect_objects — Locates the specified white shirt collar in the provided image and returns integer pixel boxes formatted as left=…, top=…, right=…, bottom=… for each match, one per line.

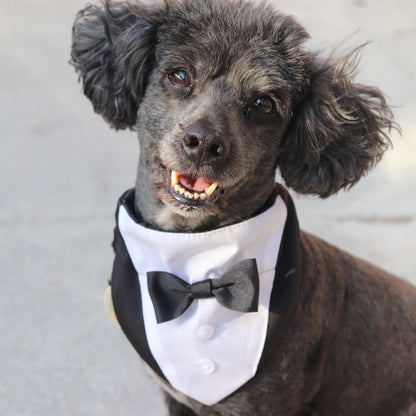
left=118, top=195, right=287, bottom=284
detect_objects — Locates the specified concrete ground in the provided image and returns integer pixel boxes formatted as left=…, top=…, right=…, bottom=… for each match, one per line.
left=0, top=0, right=414, bottom=415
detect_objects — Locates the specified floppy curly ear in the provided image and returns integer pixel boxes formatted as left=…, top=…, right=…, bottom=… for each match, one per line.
left=277, top=49, right=396, bottom=197
left=70, top=1, right=160, bottom=130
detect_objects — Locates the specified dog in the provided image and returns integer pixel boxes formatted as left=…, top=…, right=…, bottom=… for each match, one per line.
left=71, top=0, right=416, bottom=414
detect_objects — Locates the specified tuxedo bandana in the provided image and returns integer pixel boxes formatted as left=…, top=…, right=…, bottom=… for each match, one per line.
left=109, top=186, right=300, bottom=405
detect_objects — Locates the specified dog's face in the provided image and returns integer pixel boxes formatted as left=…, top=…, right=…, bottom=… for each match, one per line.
left=134, top=5, right=309, bottom=229
left=71, top=0, right=394, bottom=231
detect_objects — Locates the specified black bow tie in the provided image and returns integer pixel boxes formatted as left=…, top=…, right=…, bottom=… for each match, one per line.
left=147, top=259, right=260, bottom=324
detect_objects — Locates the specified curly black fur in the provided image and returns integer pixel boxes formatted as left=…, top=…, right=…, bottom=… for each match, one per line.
left=278, top=48, right=396, bottom=197
left=71, top=1, right=160, bottom=129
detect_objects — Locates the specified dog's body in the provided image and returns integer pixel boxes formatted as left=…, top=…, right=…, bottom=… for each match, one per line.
left=71, top=0, right=416, bottom=414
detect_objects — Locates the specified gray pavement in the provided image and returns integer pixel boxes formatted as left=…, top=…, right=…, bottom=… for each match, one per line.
left=0, top=0, right=415, bottom=415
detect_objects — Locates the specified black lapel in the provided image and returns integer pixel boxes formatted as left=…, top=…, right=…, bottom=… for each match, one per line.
left=258, top=184, right=301, bottom=370
left=110, top=189, right=165, bottom=380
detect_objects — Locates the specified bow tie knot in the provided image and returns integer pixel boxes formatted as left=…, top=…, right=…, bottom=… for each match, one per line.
left=147, top=259, right=260, bottom=324
left=190, top=279, right=213, bottom=299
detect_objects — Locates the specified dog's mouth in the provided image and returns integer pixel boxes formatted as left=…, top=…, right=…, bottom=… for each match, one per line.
left=168, top=169, right=219, bottom=206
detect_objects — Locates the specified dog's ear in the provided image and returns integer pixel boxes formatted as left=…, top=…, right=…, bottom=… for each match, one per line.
left=277, top=49, right=396, bottom=197
left=70, top=1, right=161, bottom=130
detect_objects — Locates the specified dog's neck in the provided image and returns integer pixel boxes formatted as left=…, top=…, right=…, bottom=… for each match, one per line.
left=149, top=206, right=218, bottom=232
left=134, top=178, right=278, bottom=232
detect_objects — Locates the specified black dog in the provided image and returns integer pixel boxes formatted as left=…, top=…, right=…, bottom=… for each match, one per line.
left=71, top=1, right=416, bottom=415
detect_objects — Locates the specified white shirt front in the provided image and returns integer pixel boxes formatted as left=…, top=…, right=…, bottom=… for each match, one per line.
left=118, top=196, right=287, bottom=405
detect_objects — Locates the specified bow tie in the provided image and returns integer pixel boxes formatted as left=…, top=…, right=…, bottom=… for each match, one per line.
left=147, top=259, right=260, bottom=324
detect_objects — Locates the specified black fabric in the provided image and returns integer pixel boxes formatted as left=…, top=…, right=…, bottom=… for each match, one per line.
left=109, top=185, right=301, bottom=388
left=147, top=259, right=260, bottom=324
left=190, top=279, right=213, bottom=299
left=258, top=184, right=301, bottom=371
left=110, top=191, right=165, bottom=379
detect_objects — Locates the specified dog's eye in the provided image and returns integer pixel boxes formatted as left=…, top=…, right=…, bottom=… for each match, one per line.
left=168, top=70, right=192, bottom=87
left=252, top=96, right=275, bottom=114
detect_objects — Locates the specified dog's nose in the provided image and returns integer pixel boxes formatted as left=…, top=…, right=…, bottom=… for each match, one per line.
left=182, top=124, right=229, bottom=164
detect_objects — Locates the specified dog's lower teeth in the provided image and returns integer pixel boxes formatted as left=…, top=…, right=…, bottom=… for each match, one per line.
left=200, top=193, right=207, bottom=200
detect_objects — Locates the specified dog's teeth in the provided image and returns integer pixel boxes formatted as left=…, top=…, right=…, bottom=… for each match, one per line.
left=171, top=170, right=179, bottom=187
left=171, top=175, right=216, bottom=201
left=205, top=183, right=218, bottom=197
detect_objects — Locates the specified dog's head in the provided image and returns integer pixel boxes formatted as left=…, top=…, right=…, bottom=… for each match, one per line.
left=71, top=0, right=394, bottom=230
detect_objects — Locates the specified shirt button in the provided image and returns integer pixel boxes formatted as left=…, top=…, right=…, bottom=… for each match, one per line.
left=197, top=324, right=215, bottom=341
left=198, top=359, right=216, bottom=375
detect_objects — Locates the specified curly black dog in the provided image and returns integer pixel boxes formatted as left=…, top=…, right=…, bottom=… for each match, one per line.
left=71, top=1, right=416, bottom=415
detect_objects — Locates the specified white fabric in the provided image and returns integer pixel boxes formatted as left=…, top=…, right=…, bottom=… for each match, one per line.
left=118, top=197, right=287, bottom=405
